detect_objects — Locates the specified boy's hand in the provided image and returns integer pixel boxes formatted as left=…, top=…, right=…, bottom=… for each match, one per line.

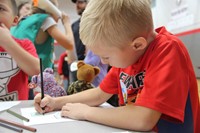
left=0, top=23, right=12, bottom=46
left=61, top=103, right=90, bottom=120
left=34, top=93, right=56, bottom=114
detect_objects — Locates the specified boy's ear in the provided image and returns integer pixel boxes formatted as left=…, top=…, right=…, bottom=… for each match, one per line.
left=131, top=37, right=148, bottom=51
left=12, top=16, right=19, bottom=26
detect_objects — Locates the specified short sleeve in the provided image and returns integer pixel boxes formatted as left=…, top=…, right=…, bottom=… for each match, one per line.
left=100, top=67, right=119, bottom=94
left=135, top=40, right=189, bottom=123
left=41, top=16, right=57, bottom=32
left=14, top=38, right=38, bottom=58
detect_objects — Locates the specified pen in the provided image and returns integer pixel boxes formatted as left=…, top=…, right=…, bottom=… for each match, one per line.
left=0, top=118, right=37, bottom=132
left=7, top=109, right=29, bottom=122
left=0, top=121, right=23, bottom=133
left=40, top=58, right=45, bottom=112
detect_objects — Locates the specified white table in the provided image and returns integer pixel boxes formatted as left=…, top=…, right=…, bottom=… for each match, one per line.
left=0, top=101, right=142, bottom=133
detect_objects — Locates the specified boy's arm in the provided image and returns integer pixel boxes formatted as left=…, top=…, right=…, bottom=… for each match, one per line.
left=58, top=88, right=161, bottom=131
left=3, top=39, right=40, bottom=76
left=34, top=87, right=112, bottom=113
left=54, top=87, right=112, bottom=109
left=84, top=104, right=161, bottom=131
left=0, top=24, right=40, bottom=76
left=36, top=86, right=161, bottom=131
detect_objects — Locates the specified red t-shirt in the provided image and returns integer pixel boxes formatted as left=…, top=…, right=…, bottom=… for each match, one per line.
left=0, top=38, right=38, bottom=100
left=100, top=27, right=200, bottom=132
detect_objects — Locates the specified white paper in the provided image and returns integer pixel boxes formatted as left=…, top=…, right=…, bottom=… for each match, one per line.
left=21, top=107, right=75, bottom=126
left=21, top=103, right=114, bottom=126
left=0, top=101, right=21, bottom=112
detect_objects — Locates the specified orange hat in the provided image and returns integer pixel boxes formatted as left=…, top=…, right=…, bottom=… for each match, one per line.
left=33, top=0, right=38, bottom=6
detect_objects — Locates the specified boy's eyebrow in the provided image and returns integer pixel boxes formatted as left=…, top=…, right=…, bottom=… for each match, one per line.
left=0, top=1, right=8, bottom=7
left=0, top=0, right=3, bottom=2
left=0, top=3, right=6, bottom=8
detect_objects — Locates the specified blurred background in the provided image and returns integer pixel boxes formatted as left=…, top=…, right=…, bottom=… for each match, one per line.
left=16, top=0, right=200, bottom=96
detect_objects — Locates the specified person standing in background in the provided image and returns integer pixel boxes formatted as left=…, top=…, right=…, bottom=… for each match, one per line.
left=16, top=1, right=32, bottom=21
left=11, top=0, right=75, bottom=99
left=12, top=0, right=74, bottom=69
left=0, top=0, right=40, bottom=101
left=69, top=0, right=88, bottom=83
left=17, top=0, right=32, bottom=21
left=71, top=0, right=87, bottom=61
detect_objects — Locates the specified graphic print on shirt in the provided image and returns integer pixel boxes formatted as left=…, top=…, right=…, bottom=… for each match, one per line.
left=119, top=71, right=145, bottom=104
left=120, top=80, right=127, bottom=104
left=0, top=52, right=19, bottom=101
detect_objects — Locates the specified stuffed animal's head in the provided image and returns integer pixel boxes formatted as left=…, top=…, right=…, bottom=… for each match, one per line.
left=31, top=68, right=55, bottom=87
left=30, top=68, right=66, bottom=97
left=67, top=61, right=100, bottom=95
left=76, top=61, right=100, bottom=83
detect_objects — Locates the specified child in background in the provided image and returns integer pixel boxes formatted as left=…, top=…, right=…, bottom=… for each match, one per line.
left=16, top=1, right=32, bottom=21
left=68, top=0, right=88, bottom=83
left=11, top=0, right=74, bottom=70
left=0, top=0, right=39, bottom=101
left=34, top=0, right=200, bottom=132
left=11, top=0, right=75, bottom=99
left=57, top=52, right=69, bottom=91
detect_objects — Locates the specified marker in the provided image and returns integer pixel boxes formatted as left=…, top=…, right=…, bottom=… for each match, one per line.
left=0, top=118, right=36, bottom=132
left=7, top=109, right=29, bottom=122
left=40, top=58, right=45, bottom=112
left=0, top=121, right=23, bottom=133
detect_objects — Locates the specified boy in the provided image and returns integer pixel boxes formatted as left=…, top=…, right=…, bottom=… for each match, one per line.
left=0, top=0, right=40, bottom=101
left=34, top=0, right=200, bottom=132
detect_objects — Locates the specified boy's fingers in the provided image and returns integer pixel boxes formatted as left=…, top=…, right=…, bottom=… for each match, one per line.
left=34, top=93, right=42, bottom=102
left=34, top=93, right=43, bottom=113
left=34, top=102, right=44, bottom=114
left=61, top=110, right=69, bottom=117
left=61, top=105, right=71, bottom=117
left=34, top=93, right=47, bottom=113
left=40, top=97, right=50, bottom=108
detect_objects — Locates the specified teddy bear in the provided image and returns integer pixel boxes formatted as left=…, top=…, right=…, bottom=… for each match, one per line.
left=67, top=61, right=100, bottom=95
left=29, top=68, right=67, bottom=97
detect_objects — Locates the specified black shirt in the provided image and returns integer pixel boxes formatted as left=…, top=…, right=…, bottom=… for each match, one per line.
left=72, top=19, right=86, bottom=60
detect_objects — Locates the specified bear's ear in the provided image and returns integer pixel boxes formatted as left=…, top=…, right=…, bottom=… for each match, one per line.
left=31, top=75, right=38, bottom=83
left=77, top=61, right=85, bottom=69
left=44, top=68, right=54, bottom=74
left=93, top=67, right=100, bottom=76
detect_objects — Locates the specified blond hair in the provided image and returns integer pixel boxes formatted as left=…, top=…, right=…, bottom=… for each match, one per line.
left=80, top=0, right=153, bottom=48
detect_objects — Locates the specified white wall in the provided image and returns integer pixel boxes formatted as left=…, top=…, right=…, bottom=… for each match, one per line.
left=151, top=0, right=200, bottom=77
left=152, top=0, right=200, bottom=34
left=56, top=0, right=80, bottom=32
left=54, top=0, right=80, bottom=61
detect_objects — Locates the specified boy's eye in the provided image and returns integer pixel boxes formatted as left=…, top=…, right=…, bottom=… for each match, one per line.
left=0, top=7, right=5, bottom=11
